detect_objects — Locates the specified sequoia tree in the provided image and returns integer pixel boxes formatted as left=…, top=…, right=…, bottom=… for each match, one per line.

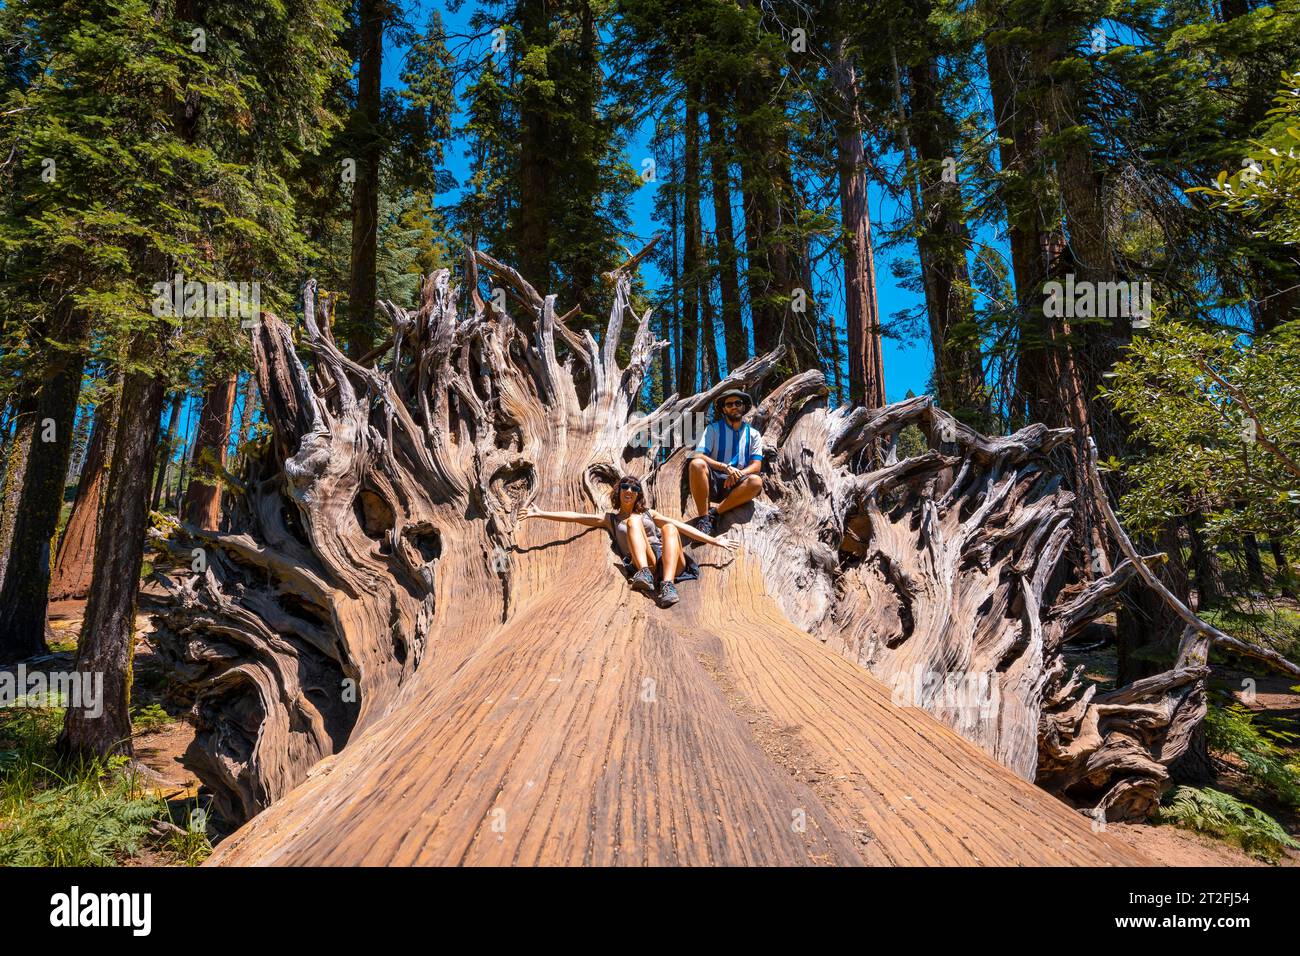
left=150, top=247, right=1220, bottom=863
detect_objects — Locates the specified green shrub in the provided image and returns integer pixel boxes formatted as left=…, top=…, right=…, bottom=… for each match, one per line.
left=0, top=701, right=208, bottom=866
left=1156, top=786, right=1299, bottom=863
left=131, top=703, right=173, bottom=735
left=1205, top=700, right=1300, bottom=807
left=0, top=758, right=161, bottom=866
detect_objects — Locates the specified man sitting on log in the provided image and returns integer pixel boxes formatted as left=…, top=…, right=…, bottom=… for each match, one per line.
left=688, top=389, right=764, bottom=535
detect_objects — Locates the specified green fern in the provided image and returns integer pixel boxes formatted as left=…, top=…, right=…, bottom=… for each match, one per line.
left=1206, top=701, right=1300, bottom=807
left=1156, top=786, right=1299, bottom=863
left=0, top=702, right=209, bottom=866
left=0, top=758, right=160, bottom=865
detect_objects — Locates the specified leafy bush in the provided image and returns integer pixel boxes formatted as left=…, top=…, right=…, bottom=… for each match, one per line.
left=1205, top=700, right=1300, bottom=807
left=0, top=760, right=161, bottom=866
left=1197, top=72, right=1300, bottom=246
left=1156, top=786, right=1298, bottom=863
left=131, top=703, right=173, bottom=735
left=1102, top=313, right=1300, bottom=549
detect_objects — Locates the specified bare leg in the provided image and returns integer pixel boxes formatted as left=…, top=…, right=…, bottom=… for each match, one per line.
left=716, top=474, right=762, bottom=515
left=625, top=513, right=653, bottom=570
left=688, top=457, right=711, bottom=517
left=660, top=523, right=683, bottom=584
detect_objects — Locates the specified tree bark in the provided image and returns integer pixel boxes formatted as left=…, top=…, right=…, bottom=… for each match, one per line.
left=1116, top=524, right=1191, bottom=685
left=906, top=56, right=983, bottom=418
left=984, top=9, right=1113, bottom=593
left=58, top=362, right=166, bottom=759
left=65, top=401, right=94, bottom=485
left=231, top=372, right=257, bottom=472
left=182, top=371, right=237, bottom=530
left=173, top=396, right=198, bottom=514
left=49, top=388, right=118, bottom=602
left=514, top=0, right=551, bottom=328
left=151, top=390, right=185, bottom=510
left=1185, top=515, right=1227, bottom=610
left=832, top=40, right=885, bottom=410
left=735, top=61, right=813, bottom=377
left=1269, top=538, right=1295, bottom=598
left=984, top=20, right=1066, bottom=426
left=1242, top=533, right=1265, bottom=587
left=346, top=0, right=384, bottom=358
left=0, top=305, right=90, bottom=660
left=678, top=84, right=702, bottom=396
left=705, top=84, right=746, bottom=374
left=0, top=390, right=38, bottom=599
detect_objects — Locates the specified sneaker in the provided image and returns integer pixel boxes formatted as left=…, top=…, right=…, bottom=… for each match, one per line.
left=694, top=509, right=718, bottom=536
left=657, top=581, right=680, bottom=607
left=630, top=568, right=656, bottom=592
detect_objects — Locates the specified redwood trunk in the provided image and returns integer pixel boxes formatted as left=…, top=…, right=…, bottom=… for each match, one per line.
left=678, top=85, right=702, bottom=396
left=0, top=306, right=89, bottom=659
left=232, top=372, right=255, bottom=469
left=705, top=86, right=746, bottom=374
left=0, top=391, right=38, bottom=599
left=906, top=57, right=983, bottom=417
left=182, top=371, right=237, bottom=530
left=1186, top=516, right=1227, bottom=610
left=152, top=390, right=185, bottom=509
left=346, top=0, right=383, bottom=358
left=832, top=42, right=885, bottom=410
left=59, top=364, right=166, bottom=759
left=50, top=390, right=118, bottom=602
left=514, top=0, right=551, bottom=326
left=735, top=67, right=811, bottom=377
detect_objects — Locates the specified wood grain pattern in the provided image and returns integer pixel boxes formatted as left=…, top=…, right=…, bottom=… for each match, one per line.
left=208, top=532, right=1146, bottom=866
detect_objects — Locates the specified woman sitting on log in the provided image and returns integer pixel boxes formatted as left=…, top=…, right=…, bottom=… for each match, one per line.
left=519, top=475, right=737, bottom=607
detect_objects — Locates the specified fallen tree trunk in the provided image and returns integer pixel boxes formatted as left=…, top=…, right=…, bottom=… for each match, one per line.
left=151, top=249, right=1192, bottom=861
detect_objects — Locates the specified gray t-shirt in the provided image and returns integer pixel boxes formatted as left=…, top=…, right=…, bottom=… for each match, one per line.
left=611, top=510, right=660, bottom=558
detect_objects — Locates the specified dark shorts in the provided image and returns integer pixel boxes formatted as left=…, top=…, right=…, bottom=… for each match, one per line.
left=708, top=467, right=735, bottom=504
left=620, top=541, right=700, bottom=583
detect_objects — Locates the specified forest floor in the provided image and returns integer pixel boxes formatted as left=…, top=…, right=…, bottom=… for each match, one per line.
left=46, top=598, right=200, bottom=804
left=44, top=597, right=203, bottom=864
left=7, top=596, right=1296, bottom=867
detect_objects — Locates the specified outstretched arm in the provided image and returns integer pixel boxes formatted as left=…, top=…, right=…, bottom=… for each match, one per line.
left=648, top=510, right=738, bottom=551
left=518, top=504, right=607, bottom=529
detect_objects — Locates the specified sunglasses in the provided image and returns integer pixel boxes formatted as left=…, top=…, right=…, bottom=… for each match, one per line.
left=721, top=400, right=745, bottom=409
left=618, top=480, right=641, bottom=492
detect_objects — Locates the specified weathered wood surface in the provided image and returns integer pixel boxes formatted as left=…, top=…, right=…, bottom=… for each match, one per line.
left=207, top=533, right=1145, bottom=865
left=151, top=249, right=1182, bottom=864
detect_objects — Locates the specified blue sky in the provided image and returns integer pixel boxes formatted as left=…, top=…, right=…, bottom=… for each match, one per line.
left=388, top=0, right=937, bottom=404
left=162, top=1, right=952, bottom=473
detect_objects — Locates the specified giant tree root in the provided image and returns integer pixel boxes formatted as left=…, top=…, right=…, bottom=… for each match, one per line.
left=151, top=249, right=1182, bottom=860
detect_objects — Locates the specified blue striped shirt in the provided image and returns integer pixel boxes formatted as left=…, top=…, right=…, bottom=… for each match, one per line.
left=692, top=420, right=763, bottom=470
